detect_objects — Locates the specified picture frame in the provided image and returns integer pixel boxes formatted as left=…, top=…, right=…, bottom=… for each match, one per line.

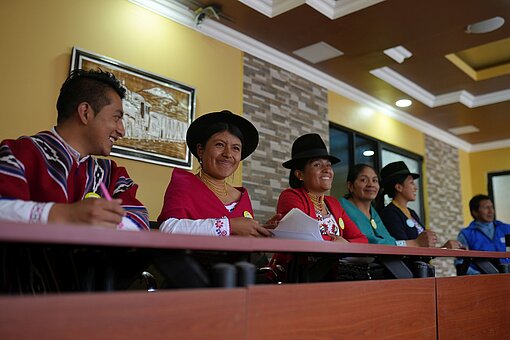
left=71, top=47, right=195, bottom=169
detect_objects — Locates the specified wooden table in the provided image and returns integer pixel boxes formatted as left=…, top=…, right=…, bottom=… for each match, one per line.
left=0, top=221, right=507, bottom=258
left=0, top=222, right=509, bottom=339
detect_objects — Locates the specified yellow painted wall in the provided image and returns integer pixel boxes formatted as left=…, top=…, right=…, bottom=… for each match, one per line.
left=469, top=148, right=510, bottom=194
left=328, top=93, right=425, bottom=156
left=0, top=0, right=243, bottom=220
left=467, top=147, right=510, bottom=218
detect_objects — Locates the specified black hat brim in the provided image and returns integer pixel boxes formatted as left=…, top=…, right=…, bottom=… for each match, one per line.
left=381, top=171, right=420, bottom=186
left=186, top=110, right=259, bottom=160
left=282, top=152, right=341, bottom=169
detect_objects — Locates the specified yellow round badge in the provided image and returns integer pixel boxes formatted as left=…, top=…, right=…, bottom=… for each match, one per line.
left=370, top=219, right=377, bottom=229
left=84, top=192, right=101, bottom=199
left=244, top=211, right=253, bottom=219
left=338, top=218, right=345, bottom=229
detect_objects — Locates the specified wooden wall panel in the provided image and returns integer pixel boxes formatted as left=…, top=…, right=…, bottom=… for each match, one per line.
left=246, top=279, right=436, bottom=340
left=437, top=275, right=510, bottom=340
left=0, top=289, right=246, bottom=340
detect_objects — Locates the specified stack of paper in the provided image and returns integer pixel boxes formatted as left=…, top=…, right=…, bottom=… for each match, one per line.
left=272, top=208, right=324, bottom=241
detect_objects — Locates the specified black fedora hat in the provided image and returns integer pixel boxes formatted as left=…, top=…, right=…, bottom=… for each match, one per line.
left=283, top=133, right=340, bottom=169
left=186, top=110, right=259, bottom=160
left=380, top=161, right=419, bottom=186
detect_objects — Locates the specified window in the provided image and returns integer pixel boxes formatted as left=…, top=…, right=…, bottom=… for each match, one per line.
left=488, top=170, right=510, bottom=222
left=329, top=123, right=424, bottom=220
left=329, top=128, right=351, bottom=199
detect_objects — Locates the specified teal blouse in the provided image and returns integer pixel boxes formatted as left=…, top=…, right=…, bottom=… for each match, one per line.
left=340, top=197, right=396, bottom=245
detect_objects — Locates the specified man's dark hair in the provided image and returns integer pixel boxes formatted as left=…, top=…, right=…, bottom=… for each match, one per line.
left=56, top=69, right=126, bottom=124
left=469, top=194, right=491, bottom=219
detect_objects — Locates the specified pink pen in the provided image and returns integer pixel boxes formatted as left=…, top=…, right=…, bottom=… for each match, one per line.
left=99, top=182, right=124, bottom=229
left=99, top=182, right=113, bottom=201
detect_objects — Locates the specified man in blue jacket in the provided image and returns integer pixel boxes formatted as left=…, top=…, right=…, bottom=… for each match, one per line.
left=457, top=194, right=510, bottom=274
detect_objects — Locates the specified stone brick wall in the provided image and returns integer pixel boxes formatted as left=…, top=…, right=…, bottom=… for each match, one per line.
left=425, top=134, right=464, bottom=277
left=242, top=54, right=329, bottom=222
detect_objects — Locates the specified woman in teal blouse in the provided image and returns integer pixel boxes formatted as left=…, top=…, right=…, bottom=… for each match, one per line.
left=342, top=164, right=460, bottom=248
left=340, top=164, right=398, bottom=245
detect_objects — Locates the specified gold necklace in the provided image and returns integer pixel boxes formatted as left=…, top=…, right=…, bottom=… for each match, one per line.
left=199, top=169, right=228, bottom=200
left=307, top=192, right=325, bottom=211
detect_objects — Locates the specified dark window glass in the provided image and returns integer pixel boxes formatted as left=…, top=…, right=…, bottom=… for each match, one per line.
left=329, top=128, right=350, bottom=199
left=329, top=123, right=424, bottom=222
left=355, top=135, right=377, bottom=168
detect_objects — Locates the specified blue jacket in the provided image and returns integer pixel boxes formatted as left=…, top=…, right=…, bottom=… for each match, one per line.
left=458, top=220, right=510, bottom=264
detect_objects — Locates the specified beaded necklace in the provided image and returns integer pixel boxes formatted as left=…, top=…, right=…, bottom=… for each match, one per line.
left=199, top=169, right=228, bottom=200
left=307, top=191, right=325, bottom=212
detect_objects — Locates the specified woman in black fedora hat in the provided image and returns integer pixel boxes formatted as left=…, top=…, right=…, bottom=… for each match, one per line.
left=277, top=133, right=367, bottom=243
left=158, top=110, right=280, bottom=237
left=379, top=161, right=462, bottom=248
left=265, top=134, right=367, bottom=282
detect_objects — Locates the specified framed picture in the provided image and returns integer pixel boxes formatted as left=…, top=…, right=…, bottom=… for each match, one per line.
left=71, top=47, right=195, bottom=169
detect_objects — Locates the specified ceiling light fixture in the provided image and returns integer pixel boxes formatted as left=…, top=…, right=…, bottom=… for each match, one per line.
left=395, top=99, right=412, bottom=107
left=448, top=125, right=480, bottom=135
left=363, top=150, right=375, bottom=157
left=466, top=16, right=505, bottom=34
left=293, top=42, right=344, bottom=64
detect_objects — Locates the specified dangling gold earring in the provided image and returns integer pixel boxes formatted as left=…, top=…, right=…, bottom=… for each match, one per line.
left=197, top=158, right=203, bottom=176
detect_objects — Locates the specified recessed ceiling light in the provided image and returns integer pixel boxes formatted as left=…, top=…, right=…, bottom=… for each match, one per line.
left=293, top=41, right=344, bottom=64
left=395, top=99, right=412, bottom=107
left=466, top=16, right=505, bottom=34
left=448, top=125, right=480, bottom=135
left=363, top=150, right=375, bottom=157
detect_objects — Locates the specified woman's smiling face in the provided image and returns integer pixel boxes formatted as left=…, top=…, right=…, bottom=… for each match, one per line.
left=348, top=166, right=380, bottom=202
left=296, top=158, right=334, bottom=195
left=197, top=130, right=242, bottom=180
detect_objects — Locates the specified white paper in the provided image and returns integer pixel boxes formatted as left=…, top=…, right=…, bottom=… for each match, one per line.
left=273, top=208, right=324, bottom=241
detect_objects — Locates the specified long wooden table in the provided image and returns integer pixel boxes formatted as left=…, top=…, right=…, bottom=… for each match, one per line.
left=0, top=221, right=507, bottom=258
left=0, top=222, right=509, bottom=339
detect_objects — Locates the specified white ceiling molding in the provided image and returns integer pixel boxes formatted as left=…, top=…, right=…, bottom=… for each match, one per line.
left=240, top=0, right=385, bottom=19
left=128, top=0, right=195, bottom=28
left=469, top=138, right=510, bottom=152
left=307, top=0, right=386, bottom=20
left=383, top=45, right=412, bottom=64
left=128, top=0, right=486, bottom=152
left=370, top=67, right=510, bottom=108
left=239, top=0, right=304, bottom=18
